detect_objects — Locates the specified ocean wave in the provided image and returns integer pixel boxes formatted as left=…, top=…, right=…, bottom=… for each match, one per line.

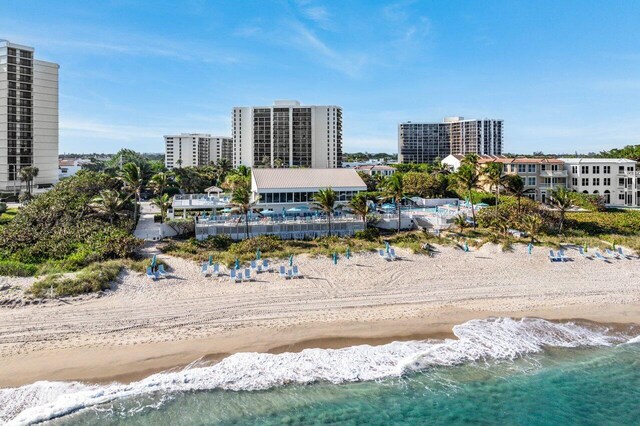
left=1, top=317, right=635, bottom=425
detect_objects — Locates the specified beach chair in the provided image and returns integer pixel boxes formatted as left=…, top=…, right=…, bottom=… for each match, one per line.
left=146, top=267, right=157, bottom=280
left=292, top=265, right=302, bottom=279
left=548, top=250, right=561, bottom=262
left=617, top=247, right=629, bottom=259
left=211, top=263, right=221, bottom=277
left=389, top=248, right=398, bottom=260
left=605, top=249, right=619, bottom=259
left=250, top=260, right=257, bottom=271
left=279, top=265, right=289, bottom=279
left=262, top=259, right=273, bottom=272
left=201, top=262, right=209, bottom=276
left=229, top=269, right=242, bottom=283
left=594, top=252, right=607, bottom=261
left=244, top=268, right=253, bottom=282
left=287, top=269, right=294, bottom=279
left=157, top=264, right=167, bottom=277
left=558, top=249, right=569, bottom=262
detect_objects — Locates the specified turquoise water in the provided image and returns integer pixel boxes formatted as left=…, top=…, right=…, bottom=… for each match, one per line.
left=55, top=345, right=640, bottom=425
left=3, top=318, right=639, bottom=425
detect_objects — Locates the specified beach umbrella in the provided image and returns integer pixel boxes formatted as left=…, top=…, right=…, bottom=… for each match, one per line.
left=346, top=247, right=351, bottom=259
left=527, top=243, right=533, bottom=255
left=256, top=248, right=261, bottom=260
left=150, top=254, right=157, bottom=268
left=209, top=255, right=213, bottom=265
left=385, top=241, right=390, bottom=254
left=464, top=241, right=469, bottom=252
left=612, top=241, right=616, bottom=250
left=333, top=252, right=338, bottom=265
left=583, top=242, right=588, bottom=253
left=235, top=258, right=240, bottom=269
left=289, top=254, right=294, bottom=266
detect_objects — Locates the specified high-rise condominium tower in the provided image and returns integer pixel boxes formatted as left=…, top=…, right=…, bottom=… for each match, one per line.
left=164, top=134, right=233, bottom=169
left=232, top=100, right=342, bottom=168
left=398, top=117, right=503, bottom=164
left=0, top=40, right=59, bottom=192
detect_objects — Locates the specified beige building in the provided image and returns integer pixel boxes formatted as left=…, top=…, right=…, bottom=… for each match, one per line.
left=164, top=133, right=232, bottom=169
left=0, top=40, right=59, bottom=192
left=443, top=154, right=567, bottom=203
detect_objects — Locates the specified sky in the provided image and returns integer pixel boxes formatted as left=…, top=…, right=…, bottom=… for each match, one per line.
left=2, top=0, right=640, bottom=155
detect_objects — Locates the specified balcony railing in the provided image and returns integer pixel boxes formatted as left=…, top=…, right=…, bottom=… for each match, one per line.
left=539, top=170, right=568, bottom=178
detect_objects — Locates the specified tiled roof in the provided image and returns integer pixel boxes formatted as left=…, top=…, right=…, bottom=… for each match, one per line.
left=252, top=168, right=367, bottom=191
left=477, top=155, right=564, bottom=164
left=558, top=158, right=637, bottom=164
left=353, top=165, right=395, bottom=171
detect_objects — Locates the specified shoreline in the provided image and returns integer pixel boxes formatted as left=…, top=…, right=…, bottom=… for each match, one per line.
left=2, top=304, right=639, bottom=388
left=1, top=244, right=639, bottom=388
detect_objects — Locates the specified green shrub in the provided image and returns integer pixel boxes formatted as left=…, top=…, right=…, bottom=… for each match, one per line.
left=0, top=260, right=38, bottom=277
left=354, top=227, right=380, bottom=241
left=199, top=234, right=234, bottom=250
left=30, top=261, right=123, bottom=298
left=0, top=202, right=6, bottom=214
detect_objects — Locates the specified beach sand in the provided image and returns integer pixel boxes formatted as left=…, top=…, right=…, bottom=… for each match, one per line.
left=1, top=243, right=639, bottom=387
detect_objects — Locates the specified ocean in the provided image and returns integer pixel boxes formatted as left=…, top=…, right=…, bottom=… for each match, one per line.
left=2, top=317, right=639, bottom=425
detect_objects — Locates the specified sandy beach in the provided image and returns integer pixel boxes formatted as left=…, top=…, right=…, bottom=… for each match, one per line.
left=1, top=243, right=639, bottom=388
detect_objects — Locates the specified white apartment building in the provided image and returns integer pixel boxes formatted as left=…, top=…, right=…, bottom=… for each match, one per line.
left=232, top=100, right=342, bottom=169
left=398, top=117, right=503, bottom=164
left=164, top=133, right=232, bottom=169
left=561, top=158, right=639, bottom=207
left=0, top=40, right=59, bottom=193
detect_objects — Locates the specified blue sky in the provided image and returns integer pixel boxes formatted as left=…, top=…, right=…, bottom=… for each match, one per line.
left=2, top=0, right=640, bottom=155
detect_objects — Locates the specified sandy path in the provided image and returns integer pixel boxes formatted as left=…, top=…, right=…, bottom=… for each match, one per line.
left=0, top=243, right=639, bottom=386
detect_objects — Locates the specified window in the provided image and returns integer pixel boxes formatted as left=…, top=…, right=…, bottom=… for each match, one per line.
left=581, top=166, right=589, bottom=174
left=572, top=178, right=578, bottom=186
left=593, top=178, right=600, bottom=186
left=619, top=193, right=625, bottom=200
left=628, top=166, right=634, bottom=172
left=604, top=178, right=611, bottom=186
left=619, top=166, right=624, bottom=173
left=517, top=164, right=526, bottom=173
left=603, top=166, right=610, bottom=174
left=619, top=178, right=625, bottom=186
left=527, top=164, right=536, bottom=173
left=527, top=177, right=536, bottom=186
left=582, top=178, right=589, bottom=186
left=593, top=166, right=600, bottom=174
left=571, top=165, right=578, bottom=174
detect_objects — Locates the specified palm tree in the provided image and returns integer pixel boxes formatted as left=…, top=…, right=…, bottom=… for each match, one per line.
left=348, top=193, right=369, bottom=227
left=455, top=164, right=481, bottom=228
left=151, top=193, right=172, bottom=223
left=90, top=189, right=129, bottom=225
left=503, top=174, right=531, bottom=212
left=381, top=174, right=405, bottom=233
left=521, top=214, right=543, bottom=243
left=453, top=213, right=469, bottom=232
left=550, top=186, right=573, bottom=233
left=119, top=162, right=146, bottom=223
left=19, top=166, right=39, bottom=196
left=230, top=186, right=258, bottom=239
left=431, top=161, right=452, bottom=176
left=149, top=172, right=170, bottom=196
left=312, top=188, right=338, bottom=236
left=461, top=153, right=479, bottom=168
left=484, top=162, right=504, bottom=209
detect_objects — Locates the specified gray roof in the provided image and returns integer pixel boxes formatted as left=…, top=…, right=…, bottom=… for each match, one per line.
left=252, top=168, right=367, bottom=191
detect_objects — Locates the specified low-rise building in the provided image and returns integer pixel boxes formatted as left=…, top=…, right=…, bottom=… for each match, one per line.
left=560, top=158, right=639, bottom=207
left=58, top=158, right=91, bottom=179
left=442, top=154, right=567, bottom=203
left=353, top=164, right=395, bottom=177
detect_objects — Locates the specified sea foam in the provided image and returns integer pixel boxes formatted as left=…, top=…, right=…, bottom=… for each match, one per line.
left=1, top=317, right=635, bottom=425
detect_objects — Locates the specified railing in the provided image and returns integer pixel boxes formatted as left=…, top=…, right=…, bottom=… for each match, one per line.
left=539, top=170, right=568, bottom=178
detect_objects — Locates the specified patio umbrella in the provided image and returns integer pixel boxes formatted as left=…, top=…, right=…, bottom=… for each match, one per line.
left=261, top=209, right=275, bottom=215
left=209, top=255, right=213, bottom=265
left=464, top=241, right=469, bottom=252
left=256, top=248, right=261, bottom=260
left=235, top=258, right=240, bottom=269
left=381, top=204, right=395, bottom=211
left=527, top=243, right=533, bottom=255
left=289, top=254, right=294, bottom=266
left=385, top=241, right=390, bottom=255
left=150, top=254, right=157, bottom=269
left=346, top=247, right=351, bottom=259
left=333, top=252, right=338, bottom=265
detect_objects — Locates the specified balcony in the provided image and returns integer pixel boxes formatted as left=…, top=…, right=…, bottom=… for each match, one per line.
left=539, top=170, right=568, bottom=178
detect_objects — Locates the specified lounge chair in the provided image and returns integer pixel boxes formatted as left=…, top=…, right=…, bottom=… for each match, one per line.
left=617, top=247, right=629, bottom=259
left=558, top=249, right=569, bottom=262
left=389, top=248, right=398, bottom=260
left=229, top=269, right=242, bottom=283
left=201, top=262, right=209, bottom=276
left=146, top=267, right=157, bottom=280
left=594, top=252, right=607, bottom=261
left=605, top=249, right=619, bottom=259
left=244, top=268, right=253, bottom=282
left=157, top=264, right=167, bottom=277
left=262, top=259, right=273, bottom=272
left=379, top=249, right=391, bottom=261
left=279, top=265, right=290, bottom=279
left=250, top=260, right=257, bottom=271
left=548, top=250, right=562, bottom=262
left=292, top=265, right=302, bottom=279
left=211, top=263, right=221, bottom=277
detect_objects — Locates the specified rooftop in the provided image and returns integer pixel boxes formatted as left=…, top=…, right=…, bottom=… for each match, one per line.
left=252, top=168, right=367, bottom=191
left=558, top=158, right=637, bottom=164
left=353, top=165, right=395, bottom=171
left=477, top=155, right=564, bottom=165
